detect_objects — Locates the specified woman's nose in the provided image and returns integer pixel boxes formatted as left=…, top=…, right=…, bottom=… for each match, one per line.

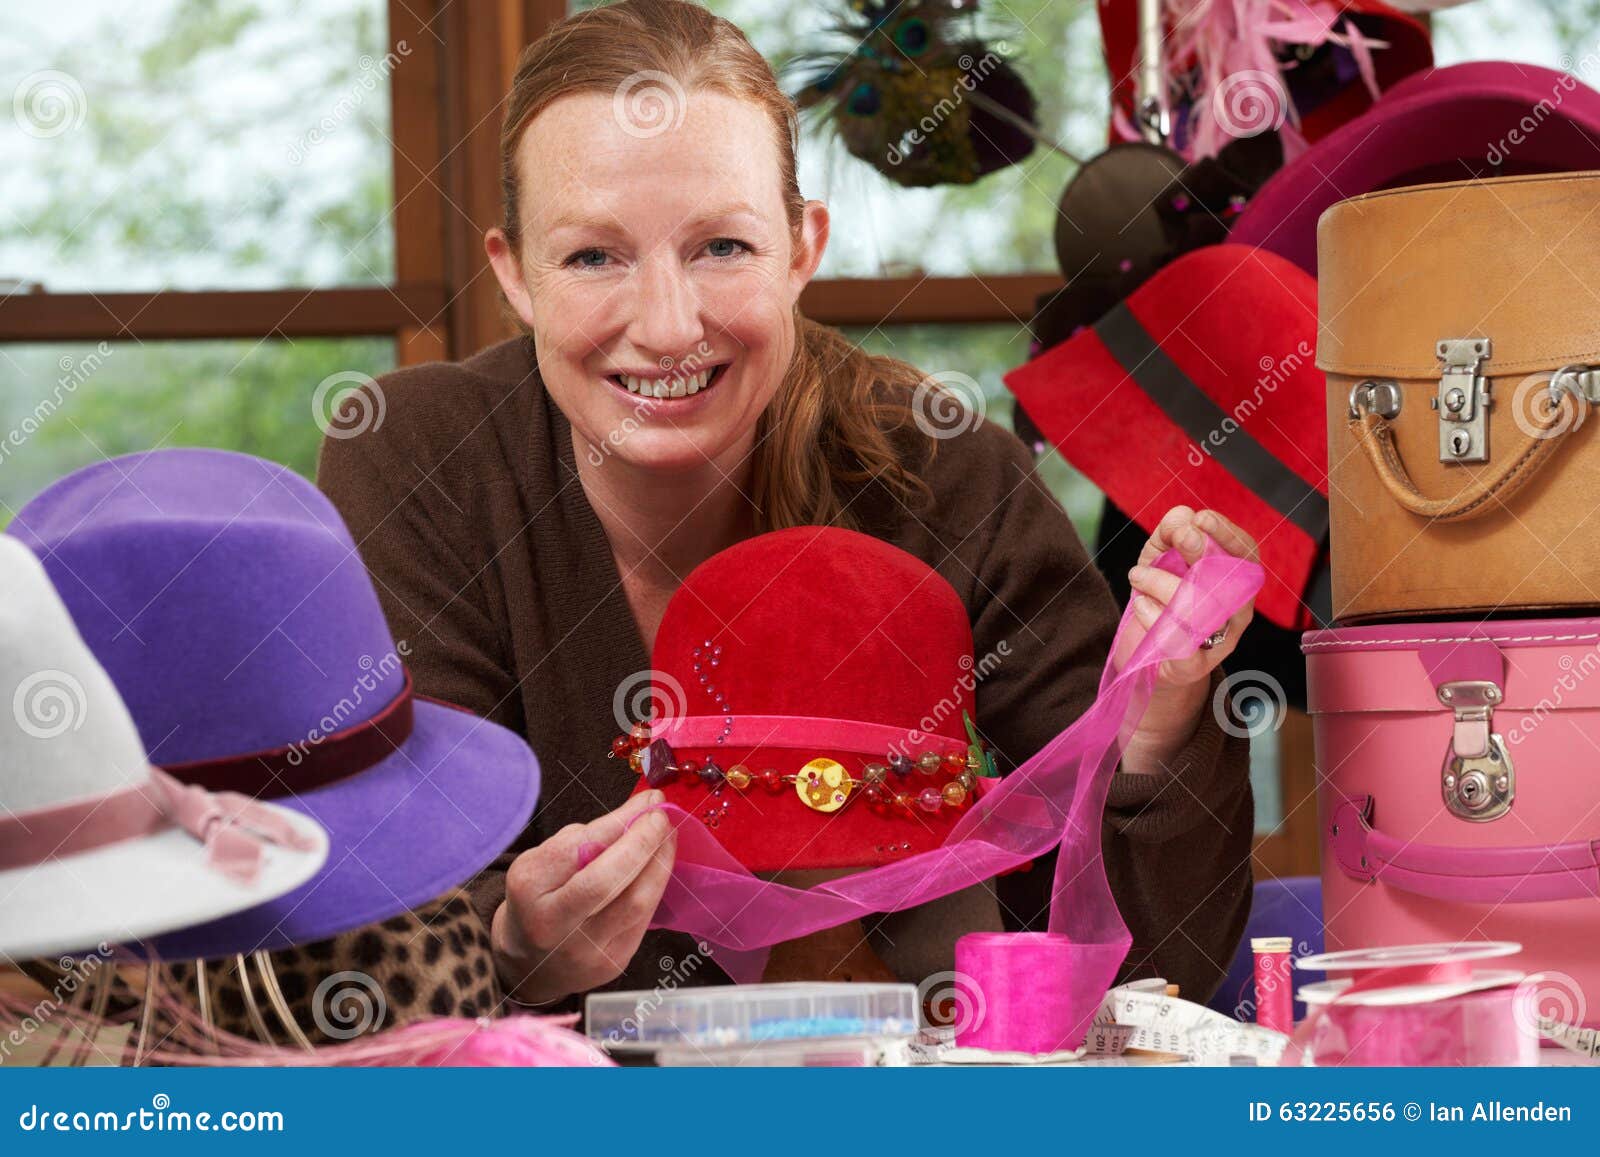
left=625, top=251, right=706, bottom=358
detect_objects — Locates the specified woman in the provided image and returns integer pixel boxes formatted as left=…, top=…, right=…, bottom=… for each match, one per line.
left=318, top=0, right=1258, bottom=1010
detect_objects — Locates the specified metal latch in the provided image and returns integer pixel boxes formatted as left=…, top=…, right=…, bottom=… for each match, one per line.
left=1431, top=338, right=1492, bottom=463
left=1438, top=679, right=1514, bottom=821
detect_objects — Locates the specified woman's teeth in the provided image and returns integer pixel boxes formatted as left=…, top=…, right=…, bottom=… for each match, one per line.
left=618, top=368, right=715, bottom=398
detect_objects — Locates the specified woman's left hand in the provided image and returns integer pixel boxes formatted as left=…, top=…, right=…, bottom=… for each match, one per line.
left=1120, top=505, right=1259, bottom=772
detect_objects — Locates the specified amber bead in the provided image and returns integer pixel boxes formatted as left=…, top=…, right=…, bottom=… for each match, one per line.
left=611, top=735, right=632, bottom=759
left=628, top=748, right=644, bottom=773
left=630, top=722, right=651, bottom=745
left=943, top=750, right=967, bottom=772
left=916, top=751, right=943, bottom=775
left=759, top=767, right=785, bottom=794
left=942, top=781, right=968, bottom=808
left=892, top=792, right=913, bottom=811
left=726, top=764, right=752, bottom=790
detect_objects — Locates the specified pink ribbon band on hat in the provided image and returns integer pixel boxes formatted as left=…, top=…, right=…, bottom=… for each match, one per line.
left=627, top=541, right=1263, bottom=1051
left=654, top=714, right=969, bottom=755
left=0, top=769, right=319, bottom=885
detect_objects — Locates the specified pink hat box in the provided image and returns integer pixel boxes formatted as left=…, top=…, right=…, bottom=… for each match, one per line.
left=1303, top=617, right=1600, bottom=1029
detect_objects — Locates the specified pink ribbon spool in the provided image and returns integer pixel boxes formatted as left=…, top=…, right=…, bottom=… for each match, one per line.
left=1284, top=948, right=1539, bottom=1067
left=952, top=932, right=1092, bottom=1054
left=1303, top=987, right=1536, bottom=1067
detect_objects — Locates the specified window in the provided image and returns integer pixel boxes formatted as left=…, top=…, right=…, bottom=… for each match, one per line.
left=1, top=0, right=396, bottom=292
left=0, top=338, right=395, bottom=522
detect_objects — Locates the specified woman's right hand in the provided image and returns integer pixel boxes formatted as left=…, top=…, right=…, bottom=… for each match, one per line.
left=491, top=789, right=677, bottom=1007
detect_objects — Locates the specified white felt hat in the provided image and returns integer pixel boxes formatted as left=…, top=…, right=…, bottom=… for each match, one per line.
left=0, top=537, right=328, bottom=961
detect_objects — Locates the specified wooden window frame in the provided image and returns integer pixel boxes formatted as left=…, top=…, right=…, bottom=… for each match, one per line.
left=0, top=0, right=1317, bottom=879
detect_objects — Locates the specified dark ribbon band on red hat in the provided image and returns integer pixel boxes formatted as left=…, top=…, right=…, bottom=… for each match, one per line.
left=1094, top=301, right=1331, bottom=541
left=157, top=670, right=417, bottom=798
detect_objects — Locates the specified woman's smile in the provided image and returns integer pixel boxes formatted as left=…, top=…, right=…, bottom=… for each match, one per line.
left=605, top=361, right=730, bottom=401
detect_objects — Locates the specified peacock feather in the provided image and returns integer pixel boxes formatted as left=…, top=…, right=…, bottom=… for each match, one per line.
left=788, top=0, right=1037, bottom=188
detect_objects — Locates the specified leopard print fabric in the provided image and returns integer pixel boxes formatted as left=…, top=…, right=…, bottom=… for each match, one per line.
left=19, top=889, right=502, bottom=1053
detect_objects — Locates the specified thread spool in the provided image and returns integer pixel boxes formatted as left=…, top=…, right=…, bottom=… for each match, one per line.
left=1251, top=936, right=1293, bottom=1034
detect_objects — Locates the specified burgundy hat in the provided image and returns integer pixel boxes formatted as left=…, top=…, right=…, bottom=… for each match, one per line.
left=1005, top=244, right=1325, bottom=630
left=1232, top=62, right=1600, bottom=274
left=615, top=526, right=996, bottom=874
left=8, top=449, right=540, bottom=959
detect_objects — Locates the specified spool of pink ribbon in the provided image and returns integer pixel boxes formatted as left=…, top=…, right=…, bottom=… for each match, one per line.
left=951, top=932, right=1087, bottom=1053
left=1283, top=942, right=1537, bottom=1067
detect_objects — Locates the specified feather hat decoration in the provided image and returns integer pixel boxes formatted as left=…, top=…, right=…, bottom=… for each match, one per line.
left=791, top=0, right=1038, bottom=187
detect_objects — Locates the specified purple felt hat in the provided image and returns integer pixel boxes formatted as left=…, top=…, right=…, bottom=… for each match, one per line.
left=7, top=448, right=540, bottom=959
left=1231, top=62, right=1600, bottom=274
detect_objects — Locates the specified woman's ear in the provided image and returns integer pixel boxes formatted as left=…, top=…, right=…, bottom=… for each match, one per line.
left=789, top=199, right=830, bottom=297
left=485, top=228, right=537, bottom=329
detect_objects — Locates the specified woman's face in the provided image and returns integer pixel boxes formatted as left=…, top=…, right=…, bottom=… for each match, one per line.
left=488, top=88, right=828, bottom=475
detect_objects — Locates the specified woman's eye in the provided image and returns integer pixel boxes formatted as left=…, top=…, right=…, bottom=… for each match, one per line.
left=704, top=238, right=747, bottom=258
left=567, top=248, right=610, bottom=268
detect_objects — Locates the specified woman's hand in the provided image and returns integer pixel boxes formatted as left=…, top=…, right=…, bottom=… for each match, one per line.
left=492, top=790, right=677, bottom=1007
left=1120, top=505, right=1259, bottom=773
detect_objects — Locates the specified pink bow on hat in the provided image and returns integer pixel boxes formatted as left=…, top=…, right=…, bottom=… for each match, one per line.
left=147, top=769, right=322, bottom=886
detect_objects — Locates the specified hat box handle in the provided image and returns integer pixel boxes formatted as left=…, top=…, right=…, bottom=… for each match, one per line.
left=1346, top=393, right=1580, bottom=522
left=1329, top=795, right=1600, bottom=904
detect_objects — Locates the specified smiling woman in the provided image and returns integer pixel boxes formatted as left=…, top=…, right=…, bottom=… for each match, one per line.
left=316, top=0, right=1261, bottom=1012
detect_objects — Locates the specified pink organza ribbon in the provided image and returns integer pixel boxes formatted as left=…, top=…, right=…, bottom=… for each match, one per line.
left=640, top=541, right=1263, bottom=1049
left=0, top=768, right=319, bottom=885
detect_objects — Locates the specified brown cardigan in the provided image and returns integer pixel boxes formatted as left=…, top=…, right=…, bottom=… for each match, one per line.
left=316, top=336, right=1253, bottom=1006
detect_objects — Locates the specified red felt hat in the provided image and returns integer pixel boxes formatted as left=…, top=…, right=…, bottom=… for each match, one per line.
left=620, top=526, right=993, bottom=873
left=1097, top=0, right=1431, bottom=152
left=1003, top=244, right=1325, bottom=630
